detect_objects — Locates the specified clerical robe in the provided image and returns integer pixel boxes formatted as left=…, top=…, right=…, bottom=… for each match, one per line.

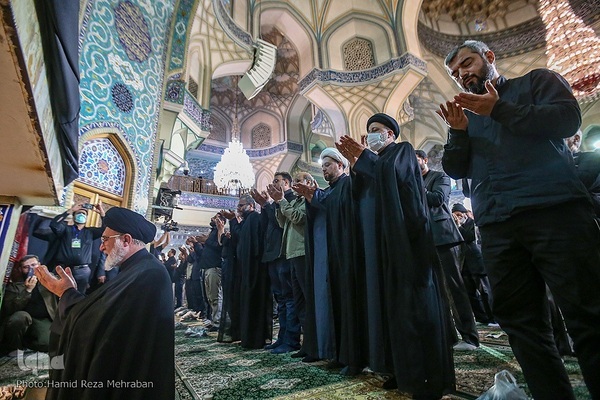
left=353, top=142, right=455, bottom=397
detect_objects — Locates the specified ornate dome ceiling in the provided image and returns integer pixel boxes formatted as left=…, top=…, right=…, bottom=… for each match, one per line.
left=418, top=0, right=600, bottom=58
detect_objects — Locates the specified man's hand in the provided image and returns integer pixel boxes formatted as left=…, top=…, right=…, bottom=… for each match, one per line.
left=220, top=209, right=236, bottom=220
left=198, top=234, right=208, bottom=245
left=267, top=184, right=284, bottom=202
left=292, top=182, right=317, bottom=203
left=436, top=101, right=469, bottom=130
left=453, top=80, right=499, bottom=116
left=97, top=276, right=106, bottom=284
left=94, top=200, right=106, bottom=217
left=250, top=189, right=268, bottom=206
left=336, top=135, right=365, bottom=166
left=187, top=236, right=197, bottom=243
left=34, top=265, right=76, bottom=298
left=216, top=217, right=225, bottom=234
left=69, top=204, right=84, bottom=215
left=24, top=276, right=38, bottom=293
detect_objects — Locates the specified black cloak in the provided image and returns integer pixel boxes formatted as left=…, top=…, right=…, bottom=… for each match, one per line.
left=47, top=249, right=174, bottom=400
left=354, top=142, right=455, bottom=397
left=232, top=211, right=272, bottom=349
left=304, top=174, right=366, bottom=370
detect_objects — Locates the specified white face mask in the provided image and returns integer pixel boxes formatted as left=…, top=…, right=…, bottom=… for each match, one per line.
left=74, top=213, right=87, bottom=224
left=366, top=132, right=388, bottom=152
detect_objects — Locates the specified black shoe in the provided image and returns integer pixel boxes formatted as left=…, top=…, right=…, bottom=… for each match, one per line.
left=301, top=355, right=320, bottom=363
left=264, top=341, right=281, bottom=350
left=291, top=351, right=307, bottom=358
left=382, top=376, right=398, bottom=390
left=207, top=326, right=219, bottom=332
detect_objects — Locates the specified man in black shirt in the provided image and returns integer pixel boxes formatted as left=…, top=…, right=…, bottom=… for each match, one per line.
left=415, top=149, right=477, bottom=351
left=164, top=249, right=177, bottom=282
left=439, top=40, right=600, bottom=399
left=48, top=202, right=106, bottom=293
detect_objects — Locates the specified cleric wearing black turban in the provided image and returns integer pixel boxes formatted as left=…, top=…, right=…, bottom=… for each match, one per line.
left=35, top=207, right=175, bottom=400
left=335, top=113, right=455, bottom=398
left=103, top=206, right=157, bottom=243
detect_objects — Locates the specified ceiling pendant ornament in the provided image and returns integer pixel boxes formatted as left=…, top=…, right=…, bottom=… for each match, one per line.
left=539, top=0, right=600, bottom=100
left=213, top=76, right=255, bottom=195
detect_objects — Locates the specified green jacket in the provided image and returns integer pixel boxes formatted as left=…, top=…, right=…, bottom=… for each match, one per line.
left=275, top=196, right=306, bottom=259
left=0, top=281, right=58, bottom=342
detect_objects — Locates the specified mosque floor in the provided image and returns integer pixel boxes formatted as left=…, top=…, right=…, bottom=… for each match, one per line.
left=0, top=322, right=590, bottom=399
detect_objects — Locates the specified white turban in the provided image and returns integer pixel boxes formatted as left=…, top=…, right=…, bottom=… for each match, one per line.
left=320, top=147, right=349, bottom=168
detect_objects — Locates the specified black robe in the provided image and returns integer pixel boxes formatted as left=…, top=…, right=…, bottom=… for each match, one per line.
left=352, top=164, right=389, bottom=373
left=217, top=233, right=241, bottom=343
left=354, top=142, right=455, bottom=397
left=231, top=212, right=272, bottom=349
left=305, top=174, right=365, bottom=369
left=47, top=249, right=174, bottom=400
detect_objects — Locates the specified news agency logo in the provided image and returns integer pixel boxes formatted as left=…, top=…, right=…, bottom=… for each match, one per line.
left=16, top=351, right=64, bottom=374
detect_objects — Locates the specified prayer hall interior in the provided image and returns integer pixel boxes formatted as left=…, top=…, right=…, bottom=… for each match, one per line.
left=0, top=0, right=598, bottom=399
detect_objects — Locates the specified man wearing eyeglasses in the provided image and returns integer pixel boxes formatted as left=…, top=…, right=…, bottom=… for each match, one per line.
left=0, top=255, right=57, bottom=356
left=35, top=207, right=174, bottom=400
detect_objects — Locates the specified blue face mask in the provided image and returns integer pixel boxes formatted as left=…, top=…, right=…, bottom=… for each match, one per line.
left=366, top=132, right=388, bottom=152
left=74, top=213, right=87, bottom=224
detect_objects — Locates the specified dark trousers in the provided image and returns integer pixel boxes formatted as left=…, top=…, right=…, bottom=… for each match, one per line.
left=173, top=272, right=185, bottom=308
left=480, top=202, right=600, bottom=400
left=290, top=256, right=306, bottom=332
left=437, top=245, right=479, bottom=345
left=462, top=270, right=495, bottom=324
left=188, top=279, right=207, bottom=315
left=268, top=259, right=300, bottom=348
left=1, top=312, right=51, bottom=353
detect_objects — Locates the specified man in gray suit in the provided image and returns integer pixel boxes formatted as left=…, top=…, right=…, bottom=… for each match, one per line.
left=416, top=149, right=479, bottom=351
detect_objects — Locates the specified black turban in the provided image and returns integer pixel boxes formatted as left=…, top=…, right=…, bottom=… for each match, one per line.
left=452, top=203, right=469, bottom=213
left=103, top=207, right=157, bottom=243
left=367, top=113, right=400, bottom=138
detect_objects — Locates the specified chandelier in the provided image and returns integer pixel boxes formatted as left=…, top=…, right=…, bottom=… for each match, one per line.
left=213, top=76, right=255, bottom=194
left=539, top=0, right=600, bottom=99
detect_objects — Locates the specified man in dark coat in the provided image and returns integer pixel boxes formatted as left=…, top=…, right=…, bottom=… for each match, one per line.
left=337, top=113, right=455, bottom=399
left=35, top=207, right=174, bottom=400
left=48, top=202, right=106, bottom=293
left=225, top=195, right=272, bottom=349
left=439, top=40, right=600, bottom=399
left=415, top=150, right=478, bottom=350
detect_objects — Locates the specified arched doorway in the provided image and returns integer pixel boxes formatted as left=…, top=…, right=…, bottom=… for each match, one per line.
left=74, top=133, right=134, bottom=226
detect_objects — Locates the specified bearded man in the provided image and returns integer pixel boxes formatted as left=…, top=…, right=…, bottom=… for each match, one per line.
left=439, top=40, right=600, bottom=400
left=35, top=207, right=174, bottom=400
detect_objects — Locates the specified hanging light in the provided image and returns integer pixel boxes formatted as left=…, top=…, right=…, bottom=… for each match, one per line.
left=213, top=76, right=255, bottom=194
left=539, top=0, right=600, bottom=99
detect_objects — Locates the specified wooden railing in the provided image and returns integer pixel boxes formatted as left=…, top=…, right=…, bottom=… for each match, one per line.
left=167, top=175, right=251, bottom=197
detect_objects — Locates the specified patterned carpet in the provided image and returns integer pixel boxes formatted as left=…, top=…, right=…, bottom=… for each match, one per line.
left=174, top=321, right=591, bottom=400
left=0, top=322, right=590, bottom=399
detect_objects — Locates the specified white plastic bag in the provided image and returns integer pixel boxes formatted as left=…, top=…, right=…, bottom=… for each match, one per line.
left=476, top=370, right=529, bottom=400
